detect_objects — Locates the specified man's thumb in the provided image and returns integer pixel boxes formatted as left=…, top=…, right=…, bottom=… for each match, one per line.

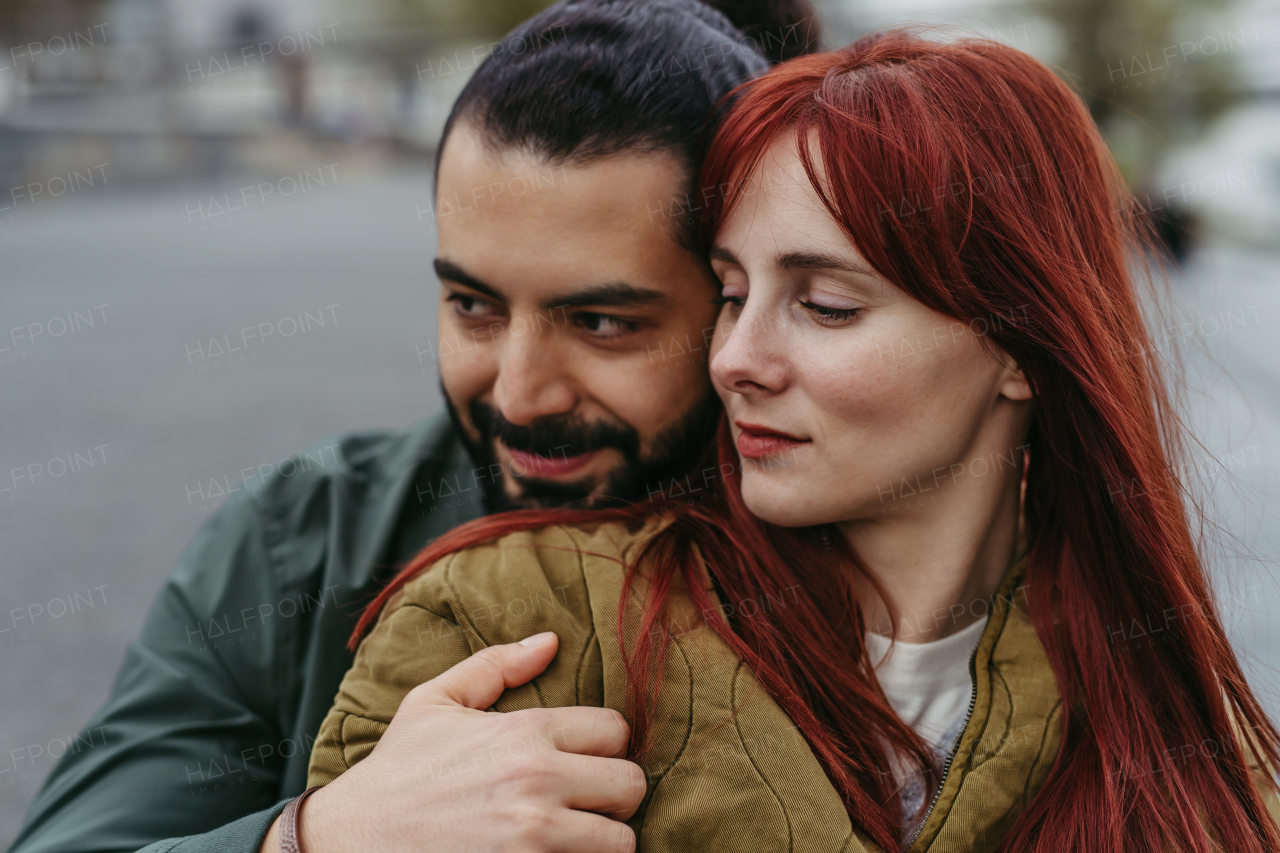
left=415, top=632, right=559, bottom=710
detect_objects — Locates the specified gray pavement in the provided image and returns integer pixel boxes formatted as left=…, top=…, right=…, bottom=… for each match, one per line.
left=0, top=171, right=1277, bottom=844
left=0, top=167, right=445, bottom=839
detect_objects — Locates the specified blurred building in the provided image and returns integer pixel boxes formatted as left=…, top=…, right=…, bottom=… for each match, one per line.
left=1, top=0, right=1275, bottom=248
left=0, top=0, right=490, bottom=189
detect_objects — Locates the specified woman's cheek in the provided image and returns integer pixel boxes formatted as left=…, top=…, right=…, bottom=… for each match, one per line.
left=801, top=336, right=893, bottom=427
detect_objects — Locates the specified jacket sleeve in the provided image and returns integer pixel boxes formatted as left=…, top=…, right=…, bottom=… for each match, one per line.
left=307, top=557, right=477, bottom=787
left=8, top=495, right=293, bottom=853
left=307, top=529, right=606, bottom=788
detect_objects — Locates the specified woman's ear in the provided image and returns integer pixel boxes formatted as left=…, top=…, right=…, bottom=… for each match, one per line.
left=990, top=345, right=1033, bottom=401
left=999, top=361, right=1033, bottom=401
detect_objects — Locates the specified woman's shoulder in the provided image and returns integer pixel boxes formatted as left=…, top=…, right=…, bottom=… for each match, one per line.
left=389, top=512, right=678, bottom=639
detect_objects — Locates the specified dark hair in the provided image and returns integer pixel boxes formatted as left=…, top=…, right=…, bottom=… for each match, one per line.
left=434, top=0, right=821, bottom=246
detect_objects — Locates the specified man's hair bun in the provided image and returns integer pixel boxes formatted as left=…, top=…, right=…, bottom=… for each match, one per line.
left=699, top=0, right=822, bottom=63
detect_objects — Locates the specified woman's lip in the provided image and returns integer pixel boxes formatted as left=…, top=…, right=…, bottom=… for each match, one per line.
left=505, top=447, right=597, bottom=478
left=734, top=422, right=810, bottom=460
left=734, top=421, right=806, bottom=442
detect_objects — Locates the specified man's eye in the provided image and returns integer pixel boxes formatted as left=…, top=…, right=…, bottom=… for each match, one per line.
left=446, top=293, right=495, bottom=318
left=575, top=313, right=637, bottom=338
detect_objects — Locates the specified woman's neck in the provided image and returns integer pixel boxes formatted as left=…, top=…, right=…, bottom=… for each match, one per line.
left=838, top=444, right=1026, bottom=644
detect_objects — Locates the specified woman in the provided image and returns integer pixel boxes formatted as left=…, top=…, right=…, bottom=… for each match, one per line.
left=307, top=32, right=1280, bottom=852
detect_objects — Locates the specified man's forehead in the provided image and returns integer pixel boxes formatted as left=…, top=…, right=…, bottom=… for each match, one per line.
left=436, top=121, right=687, bottom=226
left=433, top=127, right=705, bottom=306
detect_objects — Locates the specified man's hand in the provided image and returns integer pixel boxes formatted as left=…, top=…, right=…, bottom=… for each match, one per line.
left=259, top=632, right=646, bottom=853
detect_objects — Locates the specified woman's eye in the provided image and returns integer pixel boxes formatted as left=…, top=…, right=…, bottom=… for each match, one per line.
left=575, top=312, right=637, bottom=338
left=799, top=299, right=860, bottom=323
left=446, top=293, right=496, bottom=319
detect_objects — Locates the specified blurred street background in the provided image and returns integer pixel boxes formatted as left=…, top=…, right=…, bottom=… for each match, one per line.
left=1, top=0, right=1278, bottom=840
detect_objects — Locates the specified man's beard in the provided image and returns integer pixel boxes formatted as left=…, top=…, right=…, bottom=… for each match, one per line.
left=444, top=386, right=720, bottom=512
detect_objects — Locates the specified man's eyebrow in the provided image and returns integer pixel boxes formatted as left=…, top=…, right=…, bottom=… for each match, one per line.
left=544, top=283, right=668, bottom=310
left=776, top=251, right=875, bottom=277
left=434, top=258, right=504, bottom=302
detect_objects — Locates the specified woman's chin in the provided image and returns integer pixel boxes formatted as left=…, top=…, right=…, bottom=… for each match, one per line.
left=740, top=481, right=823, bottom=528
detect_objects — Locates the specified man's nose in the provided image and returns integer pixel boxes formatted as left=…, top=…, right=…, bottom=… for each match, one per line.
left=491, top=328, right=578, bottom=425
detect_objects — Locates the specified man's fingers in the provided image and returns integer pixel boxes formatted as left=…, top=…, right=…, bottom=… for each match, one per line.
left=512, top=705, right=632, bottom=759
left=412, top=633, right=559, bottom=710
left=537, top=807, right=638, bottom=853
left=554, top=753, right=649, bottom=821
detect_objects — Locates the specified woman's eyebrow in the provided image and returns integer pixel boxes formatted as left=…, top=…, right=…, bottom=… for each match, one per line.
left=709, top=246, right=740, bottom=265
left=776, top=250, right=875, bottom=277
left=710, top=246, right=876, bottom=280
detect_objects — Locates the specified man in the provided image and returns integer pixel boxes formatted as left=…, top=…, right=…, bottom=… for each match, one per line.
left=8, top=2, right=817, bottom=852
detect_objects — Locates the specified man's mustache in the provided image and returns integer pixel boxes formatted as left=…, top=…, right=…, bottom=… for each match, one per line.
left=470, top=400, right=640, bottom=461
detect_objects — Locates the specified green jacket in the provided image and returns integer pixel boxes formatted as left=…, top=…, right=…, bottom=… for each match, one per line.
left=309, top=514, right=1280, bottom=852
left=8, top=411, right=485, bottom=853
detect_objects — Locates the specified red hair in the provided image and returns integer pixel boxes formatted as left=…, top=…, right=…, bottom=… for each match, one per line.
left=356, top=31, right=1280, bottom=852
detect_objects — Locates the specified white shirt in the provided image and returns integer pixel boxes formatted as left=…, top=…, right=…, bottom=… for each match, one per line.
left=864, top=614, right=989, bottom=843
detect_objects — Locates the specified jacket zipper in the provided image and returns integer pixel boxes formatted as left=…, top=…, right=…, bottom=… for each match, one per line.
left=818, top=525, right=990, bottom=851
left=904, top=634, right=981, bottom=851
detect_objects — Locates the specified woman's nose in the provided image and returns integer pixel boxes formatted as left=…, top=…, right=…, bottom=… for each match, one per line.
left=709, top=304, right=789, bottom=396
